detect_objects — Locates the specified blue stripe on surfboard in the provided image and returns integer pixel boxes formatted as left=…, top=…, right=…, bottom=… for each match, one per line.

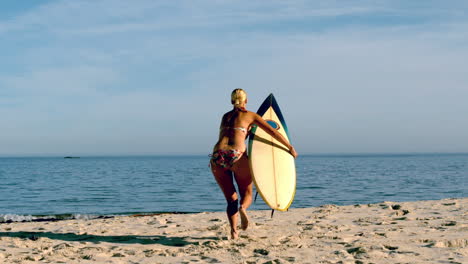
left=256, top=93, right=273, bottom=116
left=255, top=93, right=291, bottom=140
left=269, top=94, right=290, bottom=140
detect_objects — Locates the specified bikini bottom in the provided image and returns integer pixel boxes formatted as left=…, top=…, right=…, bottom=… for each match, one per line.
left=210, top=149, right=244, bottom=169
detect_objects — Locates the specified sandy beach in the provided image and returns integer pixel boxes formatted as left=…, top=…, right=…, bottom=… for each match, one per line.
left=0, top=198, right=466, bottom=263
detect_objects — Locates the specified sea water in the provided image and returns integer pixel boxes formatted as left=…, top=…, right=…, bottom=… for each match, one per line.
left=0, top=154, right=467, bottom=222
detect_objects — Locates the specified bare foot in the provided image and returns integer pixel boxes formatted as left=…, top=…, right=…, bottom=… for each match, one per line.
left=231, top=230, right=239, bottom=239
left=239, top=207, right=249, bottom=230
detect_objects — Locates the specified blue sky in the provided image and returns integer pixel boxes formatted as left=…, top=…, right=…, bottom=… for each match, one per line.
left=1, top=0, right=467, bottom=156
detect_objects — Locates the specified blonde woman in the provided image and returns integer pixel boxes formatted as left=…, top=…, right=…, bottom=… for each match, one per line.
left=210, top=89, right=298, bottom=239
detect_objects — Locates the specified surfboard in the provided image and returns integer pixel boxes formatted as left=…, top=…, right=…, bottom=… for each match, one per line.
left=248, top=94, right=296, bottom=211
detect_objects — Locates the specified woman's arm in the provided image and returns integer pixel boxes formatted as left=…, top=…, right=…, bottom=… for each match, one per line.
left=253, top=114, right=298, bottom=158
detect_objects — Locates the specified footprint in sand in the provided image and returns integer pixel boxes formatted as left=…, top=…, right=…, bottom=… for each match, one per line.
left=143, top=249, right=156, bottom=257
left=207, top=225, right=221, bottom=231
left=383, top=245, right=399, bottom=250
left=428, top=239, right=468, bottom=248
left=253, top=248, right=269, bottom=256
left=442, top=221, right=457, bottom=226
left=200, top=255, right=221, bottom=263
left=443, top=202, right=457, bottom=206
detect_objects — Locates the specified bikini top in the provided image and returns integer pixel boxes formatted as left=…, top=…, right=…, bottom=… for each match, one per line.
left=232, top=127, right=247, bottom=134
left=221, top=127, right=248, bottom=134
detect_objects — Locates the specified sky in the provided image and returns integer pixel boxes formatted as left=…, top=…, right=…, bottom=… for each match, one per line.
left=1, top=0, right=467, bottom=156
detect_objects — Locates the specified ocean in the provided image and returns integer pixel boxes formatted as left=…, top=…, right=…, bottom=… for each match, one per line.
left=1, top=154, right=467, bottom=222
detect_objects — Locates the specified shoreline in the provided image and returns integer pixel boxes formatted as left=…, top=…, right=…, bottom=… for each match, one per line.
left=1, top=197, right=466, bottom=263
left=2, top=197, right=466, bottom=223
left=0, top=212, right=192, bottom=224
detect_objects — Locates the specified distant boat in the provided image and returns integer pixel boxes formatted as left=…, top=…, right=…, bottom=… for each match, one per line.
left=64, top=156, right=80, bottom=159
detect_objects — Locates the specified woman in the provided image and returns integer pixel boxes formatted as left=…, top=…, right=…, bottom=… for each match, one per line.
left=210, top=89, right=298, bottom=239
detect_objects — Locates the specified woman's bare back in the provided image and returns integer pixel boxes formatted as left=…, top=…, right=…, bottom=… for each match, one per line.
left=214, top=109, right=255, bottom=152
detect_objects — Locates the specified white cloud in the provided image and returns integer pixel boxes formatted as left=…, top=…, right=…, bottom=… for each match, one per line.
left=1, top=0, right=468, bottom=155
left=3, top=0, right=443, bottom=36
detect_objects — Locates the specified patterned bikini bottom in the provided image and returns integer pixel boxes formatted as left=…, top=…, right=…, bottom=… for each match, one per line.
left=210, top=149, right=244, bottom=169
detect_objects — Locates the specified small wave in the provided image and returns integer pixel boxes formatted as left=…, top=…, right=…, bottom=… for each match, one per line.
left=0, top=214, right=35, bottom=223
left=0, top=213, right=113, bottom=223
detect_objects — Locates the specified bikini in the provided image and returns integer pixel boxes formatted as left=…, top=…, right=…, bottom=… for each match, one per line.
left=210, top=126, right=248, bottom=169
left=232, top=127, right=247, bottom=134
left=210, top=106, right=250, bottom=169
left=210, top=149, right=244, bottom=169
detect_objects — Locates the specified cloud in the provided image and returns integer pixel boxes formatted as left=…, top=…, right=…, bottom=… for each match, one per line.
left=1, top=0, right=468, bottom=155
left=8, top=0, right=463, bottom=36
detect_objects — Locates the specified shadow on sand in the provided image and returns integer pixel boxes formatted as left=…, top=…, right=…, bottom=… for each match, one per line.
left=0, top=231, right=221, bottom=247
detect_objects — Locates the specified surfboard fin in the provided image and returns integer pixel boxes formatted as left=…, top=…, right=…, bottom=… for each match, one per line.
left=254, top=192, right=259, bottom=203
left=271, top=209, right=275, bottom=218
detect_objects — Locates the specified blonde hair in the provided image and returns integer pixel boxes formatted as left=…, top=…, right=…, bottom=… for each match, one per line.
left=231, top=88, right=247, bottom=106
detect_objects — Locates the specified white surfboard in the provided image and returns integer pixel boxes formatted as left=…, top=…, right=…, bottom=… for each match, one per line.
left=248, top=94, right=296, bottom=211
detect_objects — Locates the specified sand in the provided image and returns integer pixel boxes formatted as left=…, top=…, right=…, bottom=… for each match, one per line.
left=0, top=198, right=466, bottom=263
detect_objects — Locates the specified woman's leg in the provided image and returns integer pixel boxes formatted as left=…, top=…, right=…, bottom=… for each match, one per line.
left=211, top=161, right=239, bottom=239
left=231, top=154, right=253, bottom=230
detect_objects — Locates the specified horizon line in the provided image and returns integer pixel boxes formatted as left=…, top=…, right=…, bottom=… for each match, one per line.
left=1, top=152, right=468, bottom=158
